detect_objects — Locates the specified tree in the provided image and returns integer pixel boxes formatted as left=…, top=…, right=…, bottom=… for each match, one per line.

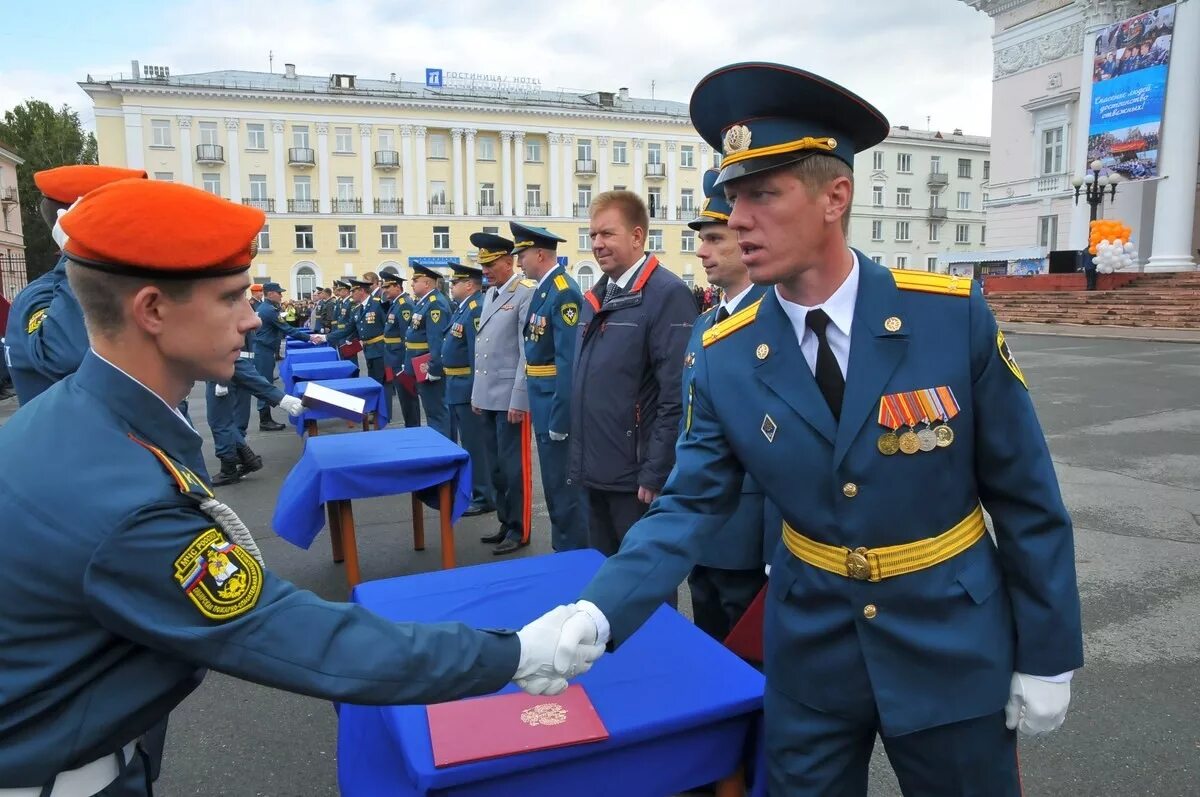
left=0, top=101, right=97, bottom=279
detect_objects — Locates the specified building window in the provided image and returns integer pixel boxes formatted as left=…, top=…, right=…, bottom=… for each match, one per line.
left=981, top=225, right=986, bottom=245
left=292, top=125, right=309, bottom=149
left=151, top=119, right=172, bottom=147
left=477, top=136, right=496, bottom=161
left=338, top=224, right=357, bottom=250
left=432, top=226, right=450, bottom=250
left=1037, top=215, right=1058, bottom=249
left=681, top=229, right=696, bottom=253
left=957, top=191, right=971, bottom=210
left=682, top=273, right=695, bottom=289
left=202, top=173, right=221, bottom=195
left=871, top=254, right=885, bottom=265
left=872, top=185, right=884, bottom=207
left=680, top=145, right=694, bottom=168
left=293, top=175, right=311, bottom=201
left=257, top=225, right=270, bottom=251
left=577, top=139, right=592, bottom=161
left=713, top=150, right=722, bottom=169
left=295, top=225, right=314, bottom=250
left=983, top=192, right=989, bottom=206
left=647, top=187, right=663, bottom=219
left=480, top=182, right=496, bottom=207
left=337, top=176, right=355, bottom=200
left=929, top=222, right=940, bottom=242
left=334, top=126, right=353, bottom=153
left=647, top=229, right=664, bottom=251
left=895, top=255, right=908, bottom=269
left=983, top=160, right=991, bottom=181
left=482, top=226, right=499, bottom=234
left=246, top=123, right=266, bottom=150
left=198, top=121, right=219, bottom=146
left=873, top=151, right=884, bottom=170
left=930, top=155, right=942, bottom=174
left=295, top=266, right=317, bottom=299
left=680, top=188, right=695, bottom=213
left=248, top=174, right=268, bottom=200
left=526, top=184, right=541, bottom=208
left=897, top=153, right=912, bottom=173
left=1041, top=128, right=1064, bottom=175
left=930, top=192, right=941, bottom=209
left=896, top=188, right=911, bottom=208
left=647, top=143, right=663, bottom=165
left=577, top=264, right=596, bottom=291
left=611, top=140, right=627, bottom=164
left=428, top=134, right=448, bottom=159
left=426, top=181, right=445, bottom=206
left=380, top=225, right=398, bottom=250
left=957, top=158, right=973, bottom=179
left=525, top=139, right=542, bottom=163
left=577, top=184, right=592, bottom=211
left=871, top=220, right=883, bottom=241
left=378, top=128, right=395, bottom=151
left=896, top=221, right=911, bottom=242
left=578, top=228, right=590, bottom=251
left=379, top=177, right=397, bottom=201
left=956, top=223, right=971, bottom=244
left=153, top=171, right=173, bottom=182
left=926, top=255, right=938, bottom=272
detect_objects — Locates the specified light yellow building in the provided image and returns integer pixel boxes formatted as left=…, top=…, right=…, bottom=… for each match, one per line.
left=81, top=62, right=713, bottom=296
left=0, top=139, right=26, bottom=298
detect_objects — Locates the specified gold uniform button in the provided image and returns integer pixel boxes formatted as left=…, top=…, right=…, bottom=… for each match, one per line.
left=863, top=604, right=877, bottom=620
left=842, top=482, right=858, bottom=498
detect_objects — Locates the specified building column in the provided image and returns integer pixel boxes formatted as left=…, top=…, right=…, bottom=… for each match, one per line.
left=400, top=125, right=415, bottom=216
left=562, top=134, right=576, bottom=217
left=414, top=126, right=428, bottom=214
left=177, top=115, right=193, bottom=186
left=633, top=138, right=645, bottom=197
left=548, top=133, right=562, bottom=217
left=271, top=119, right=286, bottom=211
left=698, top=144, right=710, bottom=177
left=122, top=106, right=145, bottom=170
left=316, top=122, right=331, bottom=214
left=464, top=129, right=478, bottom=216
left=360, top=124, right=374, bottom=214
left=597, top=136, right=610, bottom=192
left=666, top=141, right=678, bottom=220
left=451, top=128, right=465, bottom=216
left=513, top=132, right=526, bottom=215
left=500, top=131, right=514, bottom=215
left=1067, top=21, right=1103, bottom=250
left=1146, top=0, right=1200, bottom=272
left=224, top=118, right=241, bottom=203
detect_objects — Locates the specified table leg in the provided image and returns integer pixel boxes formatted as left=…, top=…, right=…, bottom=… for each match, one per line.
left=338, top=500, right=362, bottom=588
left=714, top=767, right=746, bottom=797
left=361, top=412, right=372, bottom=432
left=411, top=493, right=426, bottom=551
left=305, top=419, right=318, bottom=437
left=438, top=481, right=455, bottom=570
left=327, top=502, right=344, bottom=563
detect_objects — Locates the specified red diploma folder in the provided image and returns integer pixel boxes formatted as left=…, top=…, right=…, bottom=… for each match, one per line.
left=412, top=352, right=432, bottom=383
left=723, top=584, right=766, bottom=663
left=338, top=341, right=363, bottom=360
left=427, top=684, right=608, bottom=768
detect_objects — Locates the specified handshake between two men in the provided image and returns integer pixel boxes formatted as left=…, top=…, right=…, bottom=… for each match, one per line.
left=512, top=602, right=609, bottom=696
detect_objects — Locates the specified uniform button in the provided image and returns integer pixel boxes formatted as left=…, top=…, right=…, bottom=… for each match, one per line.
left=566, top=478, right=573, bottom=485
left=842, top=482, right=858, bottom=498
left=626, top=430, right=633, bottom=437
left=863, top=604, right=877, bottom=620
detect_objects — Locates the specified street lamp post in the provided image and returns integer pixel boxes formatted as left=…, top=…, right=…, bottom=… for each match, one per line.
left=1071, top=159, right=1121, bottom=222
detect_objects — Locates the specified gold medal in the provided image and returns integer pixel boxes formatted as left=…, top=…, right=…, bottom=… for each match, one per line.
left=877, top=431, right=900, bottom=456
left=898, top=430, right=920, bottom=455
left=916, top=427, right=937, bottom=452
left=934, top=423, right=955, bottom=447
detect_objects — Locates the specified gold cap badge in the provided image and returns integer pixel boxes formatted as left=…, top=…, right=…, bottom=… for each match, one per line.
left=723, top=124, right=752, bottom=155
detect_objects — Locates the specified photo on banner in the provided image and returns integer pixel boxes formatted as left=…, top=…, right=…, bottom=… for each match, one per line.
left=1087, top=4, right=1176, bottom=180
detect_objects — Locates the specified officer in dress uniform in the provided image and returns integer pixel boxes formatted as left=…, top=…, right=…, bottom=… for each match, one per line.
left=442, top=263, right=495, bottom=514
left=252, top=282, right=318, bottom=430
left=526, top=63, right=1083, bottom=795
left=381, top=275, right=422, bottom=427
left=682, top=169, right=771, bottom=641
left=4, top=165, right=145, bottom=405
left=328, top=280, right=361, bottom=377
left=0, top=179, right=591, bottom=795
left=512, top=221, right=587, bottom=552
left=404, top=264, right=453, bottom=439
left=326, top=276, right=388, bottom=423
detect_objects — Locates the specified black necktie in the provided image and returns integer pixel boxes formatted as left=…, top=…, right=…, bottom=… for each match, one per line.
left=805, top=309, right=844, bottom=421
left=490, top=287, right=500, bottom=304
left=603, top=280, right=622, bottom=305
left=715, top=306, right=730, bottom=323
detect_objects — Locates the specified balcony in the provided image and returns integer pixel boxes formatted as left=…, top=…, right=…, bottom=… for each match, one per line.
left=645, top=163, right=666, bottom=179
left=929, top=207, right=948, bottom=219
left=478, top=203, right=503, bottom=216
left=525, top=202, right=550, bottom=217
left=1036, top=175, right=1062, bottom=194
left=288, top=147, right=315, bottom=167
left=332, top=198, right=362, bottom=213
left=428, top=201, right=454, bottom=215
left=648, top=203, right=668, bottom=220
left=374, top=198, right=403, bottom=214
left=374, top=150, right=400, bottom=170
left=242, top=197, right=275, bottom=212
left=677, top=205, right=695, bottom=219
left=575, top=159, right=596, bottom=174
left=0, top=186, right=17, bottom=204
left=572, top=203, right=591, bottom=218
left=927, top=171, right=949, bottom=187
left=195, top=144, right=225, bottom=165
left=288, top=198, right=318, bottom=213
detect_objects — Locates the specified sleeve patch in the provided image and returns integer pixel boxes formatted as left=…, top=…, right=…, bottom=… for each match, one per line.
left=174, top=528, right=263, bottom=621
left=26, top=308, right=48, bottom=334
left=560, top=302, right=580, bottom=327
left=429, top=309, right=442, bottom=324
left=996, top=330, right=1028, bottom=389
left=554, top=274, right=569, bottom=292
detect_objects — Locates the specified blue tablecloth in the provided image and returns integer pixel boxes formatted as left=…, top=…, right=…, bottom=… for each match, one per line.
left=338, top=550, right=766, bottom=797
left=279, top=347, right=339, bottom=389
left=272, top=427, right=471, bottom=549
left=287, top=377, right=390, bottom=436
left=286, top=338, right=318, bottom=350
left=284, top=360, right=359, bottom=394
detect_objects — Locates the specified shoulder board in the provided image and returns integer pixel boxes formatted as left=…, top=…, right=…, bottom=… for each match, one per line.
left=468, top=299, right=478, bottom=310
left=553, top=274, right=569, bottom=292
left=702, top=298, right=763, bottom=348
left=890, top=269, right=972, bottom=298
left=519, top=278, right=536, bottom=289
left=128, top=434, right=214, bottom=501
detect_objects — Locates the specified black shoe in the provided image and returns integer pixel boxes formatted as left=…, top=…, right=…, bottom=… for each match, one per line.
left=211, top=458, right=243, bottom=486
left=492, top=535, right=528, bottom=556
left=480, top=525, right=509, bottom=544
left=0, top=386, right=14, bottom=401
left=259, top=409, right=286, bottom=431
left=463, top=503, right=495, bottom=517
left=236, top=443, right=263, bottom=474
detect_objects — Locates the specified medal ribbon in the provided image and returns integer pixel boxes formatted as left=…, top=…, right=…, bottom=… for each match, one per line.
left=896, top=392, right=920, bottom=429
left=914, top=389, right=940, bottom=427
left=884, top=394, right=906, bottom=431
left=934, top=386, right=961, bottom=421
left=877, top=397, right=900, bottom=431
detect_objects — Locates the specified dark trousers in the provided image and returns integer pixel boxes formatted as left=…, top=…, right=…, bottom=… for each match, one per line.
left=479, top=409, right=525, bottom=539
left=418, top=379, right=451, bottom=439
left=453, top=403, right=495, bottom=509
left=687, top=565, right=767, bottom=641
left=252, top=345, right=277, bottom=412
left=365, top=356, right=387, bottom=422
left=586, top=488, right=649, bottom=557
left=534, top=432, right=586, bottom=551
left=393, top=379, right=422, bottom=427
left=765, top=685, right=1020, bottom=796
left=1084, top=266, right=1097, bottom=291
left=205, top=382, right=239, bottom=460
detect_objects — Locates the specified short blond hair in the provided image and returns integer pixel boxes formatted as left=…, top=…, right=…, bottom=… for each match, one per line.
left=590, top=190, right=649, bottom=236
left=788, top=155, right=854, bottom=235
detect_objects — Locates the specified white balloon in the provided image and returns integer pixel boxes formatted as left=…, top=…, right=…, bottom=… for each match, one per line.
left=1124, top=241, right=1137, bottom=254
left=1122, top=254, right=1134, bottom=267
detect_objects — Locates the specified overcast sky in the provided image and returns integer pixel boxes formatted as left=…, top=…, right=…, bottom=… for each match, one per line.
left=0, top=0, right=996, bottom=136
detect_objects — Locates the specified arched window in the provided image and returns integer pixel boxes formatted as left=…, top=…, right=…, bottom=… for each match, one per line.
left=294, top=264, right=317, bottom=299
left=576, top=263, right=596, bottom=292
left=378, top=260, right=402, bottom=277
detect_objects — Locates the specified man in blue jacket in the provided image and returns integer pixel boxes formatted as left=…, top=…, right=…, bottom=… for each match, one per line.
left=253, top=282, right=320, bottom=430
left=404, top=264, right=452, bottom=439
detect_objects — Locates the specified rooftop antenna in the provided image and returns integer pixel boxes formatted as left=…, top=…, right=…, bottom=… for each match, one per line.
left=926, top=115, right=931, bottom=131
left=650, top=79, right=656, bottom=99
left=269, top=50, right=274, bottom=73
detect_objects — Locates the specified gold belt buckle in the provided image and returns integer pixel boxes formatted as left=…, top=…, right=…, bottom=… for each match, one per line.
left=846, top=547, right=872, bottom=580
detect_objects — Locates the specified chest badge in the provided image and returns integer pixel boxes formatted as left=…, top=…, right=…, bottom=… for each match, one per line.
left=884, top=316, right=902, bottom=333
left=761, top=414, right=777, bottom=443
left=684, top=351, right=695, bottom=368
left=756, top=344, right=769, bottom=360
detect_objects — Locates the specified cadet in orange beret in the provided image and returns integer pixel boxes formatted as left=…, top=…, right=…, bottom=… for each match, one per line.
left=0, top=180, right=585, bottom=794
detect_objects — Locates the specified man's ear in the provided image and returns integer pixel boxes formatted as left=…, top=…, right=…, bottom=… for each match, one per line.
left=129, top=285, right=171, bottom=336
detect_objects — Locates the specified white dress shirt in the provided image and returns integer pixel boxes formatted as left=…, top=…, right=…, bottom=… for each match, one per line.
left=609, top=254, right=649, bottom=291
left=775, top=252, right=859, bottom=379
left=718, top=284, right=755, bottom=317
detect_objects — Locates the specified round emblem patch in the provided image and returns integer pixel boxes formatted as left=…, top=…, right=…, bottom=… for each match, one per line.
left=173, top=528, right=263, bottom=621
left=560, top=302, right=580, bottom=327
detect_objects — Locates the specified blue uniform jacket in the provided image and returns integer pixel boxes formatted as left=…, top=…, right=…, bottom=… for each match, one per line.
left=3, top=255, right=89, bottom=405
left=253, top=300, right=309, bottom=351
left=404, top=290, right=451, bottom=379
left=582, top=254, right=1083, bottom=736
left=683, top=286, right=774, bottom=571
left=442, top=291, right=484, bottom=405
left=383, top=294, right=415, bottom=372
left=0, top=353, right=519, bottom=787
left=327, top=295, right=387, bottom=361
left=523, top=265, right=582, bottom=435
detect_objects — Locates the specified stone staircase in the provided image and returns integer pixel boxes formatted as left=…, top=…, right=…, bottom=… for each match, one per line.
left=987, top=272, right=1200, bottom=329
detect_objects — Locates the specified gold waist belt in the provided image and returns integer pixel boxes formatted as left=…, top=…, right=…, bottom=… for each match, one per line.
left=526, top=364, right=557, bottom=377
left=443, top=366, right=471, bottom=376
left=364, top=335, right=385, bottom=345
left=383, top=337, right=403, bottom=344
left=405, top=341, right=429, bottom=350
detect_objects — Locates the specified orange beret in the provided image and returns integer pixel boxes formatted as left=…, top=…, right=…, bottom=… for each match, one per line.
left=249, top=283, right=264, bottom=293
left=61, top=180, right=265, bottom=278
left=33, top=165, right=147, bottom=204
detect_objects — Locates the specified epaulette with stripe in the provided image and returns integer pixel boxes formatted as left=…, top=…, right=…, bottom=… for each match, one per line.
left=702, top=297, right=763, bottom=347
left=890, top=269, right=972, bottom=297
left=128, top=434, right=214, bottom=501
left=518, top=278, right=536, bottom=289
left=468, top=299, right=478, bottom=310
left=553, top=274, right=569, bottom=292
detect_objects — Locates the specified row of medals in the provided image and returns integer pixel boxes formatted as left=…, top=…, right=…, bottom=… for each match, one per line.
left=878, top=422, right=955, bottom=456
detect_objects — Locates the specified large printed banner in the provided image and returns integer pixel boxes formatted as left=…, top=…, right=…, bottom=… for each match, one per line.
left=1088, top=5, right=1175, bottom=180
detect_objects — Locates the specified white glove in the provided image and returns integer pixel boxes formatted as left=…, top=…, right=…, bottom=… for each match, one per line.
left=213, top=384, right=229, bottom=398
left=279, top=395, right=304, bottom=417
left=1004, top=672, right=1071, bottom=736
left=548, top=430, right=568, bottom=441
left=426, top=374, right=441, bottom=382
left=514, top=604, right=604, bottom=695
